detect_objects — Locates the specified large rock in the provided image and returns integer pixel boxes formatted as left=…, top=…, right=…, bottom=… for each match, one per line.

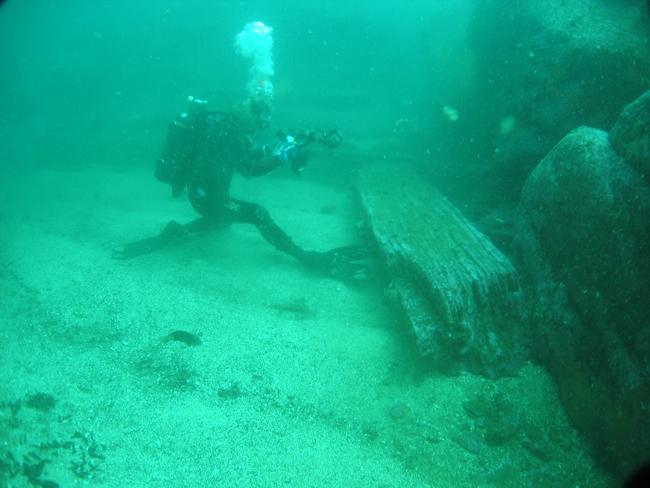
left=460, top=0, right=650, bottom=203
left=516, top=123, right=650, bottom=477
left=611, top=89, right=650, bottom=179
left=359, top=164, right=527, bottom=377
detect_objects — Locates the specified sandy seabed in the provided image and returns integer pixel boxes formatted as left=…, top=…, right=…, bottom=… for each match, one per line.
left=0, top=165, right=610, bottom=487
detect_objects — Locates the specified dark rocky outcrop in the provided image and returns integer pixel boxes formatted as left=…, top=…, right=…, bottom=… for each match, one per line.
left=611, top=90, right=650, bottom=179
left=456, top=0, right=650, bottom=204
left=358, top=164, right=527, bottom=377
left=515, top=92, right=650, bottom=477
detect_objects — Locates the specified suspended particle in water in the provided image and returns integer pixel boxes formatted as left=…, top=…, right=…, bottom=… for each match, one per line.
left=499, top=116, right=517, bottom=135
left=442, top=105, right=459, bottom=122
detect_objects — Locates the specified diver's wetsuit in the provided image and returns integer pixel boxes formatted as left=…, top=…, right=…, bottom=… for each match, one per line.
left=113, top=105, right=368, bottom=281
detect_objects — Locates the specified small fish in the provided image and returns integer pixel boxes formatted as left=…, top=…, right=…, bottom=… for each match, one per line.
left=160, top=330, right=201, bottom=346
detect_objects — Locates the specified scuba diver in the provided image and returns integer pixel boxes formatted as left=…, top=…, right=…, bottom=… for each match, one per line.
left=112, top=95, right=370, bottom=282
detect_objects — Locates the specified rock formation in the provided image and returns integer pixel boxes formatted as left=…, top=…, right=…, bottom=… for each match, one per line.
left=455, top=0, right=650, bottom=203
left=515, top=90, right=650, bottom=477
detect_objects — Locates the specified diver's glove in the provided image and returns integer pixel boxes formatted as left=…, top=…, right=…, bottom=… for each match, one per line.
left=273, top=136, right=308, bottom=175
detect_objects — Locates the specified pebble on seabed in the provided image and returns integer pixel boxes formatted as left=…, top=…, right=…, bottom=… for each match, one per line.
left=389, top=402, right=409, bottom=419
